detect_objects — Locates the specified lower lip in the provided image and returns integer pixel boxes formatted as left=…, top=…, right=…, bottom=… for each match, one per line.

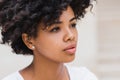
left=64, top=48, right=76, bottom=54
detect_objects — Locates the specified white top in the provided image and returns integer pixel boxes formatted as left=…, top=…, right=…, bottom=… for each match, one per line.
left=2, top=66, right=98, bottom=80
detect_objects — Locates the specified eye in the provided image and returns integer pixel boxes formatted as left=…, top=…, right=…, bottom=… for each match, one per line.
left=50, top=27, right=60, bottom=32
left=71, top=23, right=76, bottom=28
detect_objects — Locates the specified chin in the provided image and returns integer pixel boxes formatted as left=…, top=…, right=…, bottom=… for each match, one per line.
left=63, top=56, right=75, bottom=63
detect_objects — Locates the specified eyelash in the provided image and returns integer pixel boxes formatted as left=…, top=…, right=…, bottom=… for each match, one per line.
left=50, top=26, right=60, bottom=32
left=71, top=23, right=76, bottom=28
left=50, top=23, right=76, bottom=32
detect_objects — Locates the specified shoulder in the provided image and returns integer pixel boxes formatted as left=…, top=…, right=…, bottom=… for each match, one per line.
left=66, top=66, right=98, bottom=80
left=2, top=72, right=24, bottom=80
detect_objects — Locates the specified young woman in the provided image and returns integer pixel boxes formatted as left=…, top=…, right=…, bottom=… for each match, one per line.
left=0, top=0, right=97, bottom=80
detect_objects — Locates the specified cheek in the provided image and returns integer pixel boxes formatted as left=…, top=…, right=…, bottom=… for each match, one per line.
left=34, top=36, right=62, bottom=55
left=34, top=38, right=63, bottom=61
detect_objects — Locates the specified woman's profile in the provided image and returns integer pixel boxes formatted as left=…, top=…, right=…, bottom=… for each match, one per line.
left=0, top=0, right=97, bottom=80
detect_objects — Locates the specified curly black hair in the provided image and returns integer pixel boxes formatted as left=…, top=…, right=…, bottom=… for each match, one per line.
left=0, top=0, right=95, bottom=55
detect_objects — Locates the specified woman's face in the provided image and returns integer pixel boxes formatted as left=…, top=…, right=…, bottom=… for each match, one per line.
left=32, top=6, right=78, bottom=63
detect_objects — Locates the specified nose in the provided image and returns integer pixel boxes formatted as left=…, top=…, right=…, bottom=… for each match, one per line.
left=63, top=28, right=75, bottom=42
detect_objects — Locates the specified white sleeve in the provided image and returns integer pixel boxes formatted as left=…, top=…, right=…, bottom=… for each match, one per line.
left=1, top=72, right=24, bottom=80
left=66, top=66, right=98, bottom=80
left=80, top=67, right=98, bottom=80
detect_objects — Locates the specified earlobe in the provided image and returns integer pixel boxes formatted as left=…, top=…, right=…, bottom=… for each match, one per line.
left=22, top=33, right=35, bottom=50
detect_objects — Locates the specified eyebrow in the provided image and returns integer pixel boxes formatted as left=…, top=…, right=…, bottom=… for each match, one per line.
left=70, top=17, right=77, bottom=22
left=53, top=17, right=77, bottom=24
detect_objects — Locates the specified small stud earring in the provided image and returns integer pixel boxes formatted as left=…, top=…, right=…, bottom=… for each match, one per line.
left=32, top=46, right=35, bottom=50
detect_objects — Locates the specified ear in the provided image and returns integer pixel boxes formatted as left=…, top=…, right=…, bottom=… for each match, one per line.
left=22, top=33, right=35, bottom=50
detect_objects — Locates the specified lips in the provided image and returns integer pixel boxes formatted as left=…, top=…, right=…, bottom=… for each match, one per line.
left=63, top=44, right=77, bottom=54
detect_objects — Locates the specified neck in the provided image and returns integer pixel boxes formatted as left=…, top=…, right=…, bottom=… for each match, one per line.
left=21, top=54, right=69, bottom=80
left=32, top=56, right=65, bottom=80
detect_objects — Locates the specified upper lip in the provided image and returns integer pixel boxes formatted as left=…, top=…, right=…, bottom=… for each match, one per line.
left=63, top=43, right=77, bottom=51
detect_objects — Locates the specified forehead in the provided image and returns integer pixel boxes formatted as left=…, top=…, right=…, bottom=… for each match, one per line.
left=59, top=6, right=75, bottom=21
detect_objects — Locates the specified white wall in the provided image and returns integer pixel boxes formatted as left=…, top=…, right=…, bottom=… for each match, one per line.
left=0, top=44, right=33, bottom=79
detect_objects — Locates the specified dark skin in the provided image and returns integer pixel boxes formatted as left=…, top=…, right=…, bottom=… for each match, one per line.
left=21, top=6, right=78, bottom=80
